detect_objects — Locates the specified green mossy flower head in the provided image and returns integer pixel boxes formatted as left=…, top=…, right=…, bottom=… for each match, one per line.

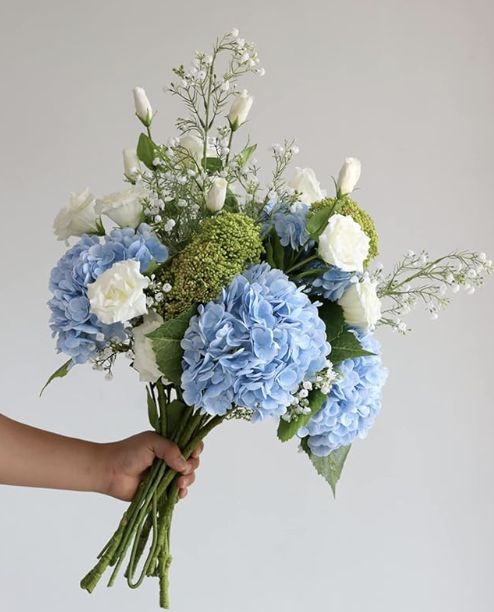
left=313, top=197, right=379, bottom=265
left=163, top=212, right=263, bottom=317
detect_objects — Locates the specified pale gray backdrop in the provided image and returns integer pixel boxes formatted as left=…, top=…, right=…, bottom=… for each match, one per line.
left=0, top=1, right=493, bottom=611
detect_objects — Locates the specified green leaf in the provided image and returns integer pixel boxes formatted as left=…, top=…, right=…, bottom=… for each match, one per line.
left=277, top=389, right=326, bottom=442
left=146, top=388, right=159, bottom=432
left=330, top=330, right=375, bottom=364
left=318, top=301, right=345, bottom=341
left=223, top=189, right=240, bottom=212
left=147, top=308, right=196, bottom=386
left=137, top=133, right=158, bottom=170
left=306, top=207, right=333, bottom=239
left=237, top=144, right=257, bottom=167
left=302, top=441, right=351, bottom=496
left=266, top=230, right=285, bottom=270
left=166, top=399, right=188, bottom=439
left=40, top=360, right=72, bottom=396
left=306, top=199, right=344, bottom=239
left=204, top=157, right=223, bottom=174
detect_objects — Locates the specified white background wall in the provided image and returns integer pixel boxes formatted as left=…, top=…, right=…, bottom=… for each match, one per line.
left=0, top=1, right=493, bottom=611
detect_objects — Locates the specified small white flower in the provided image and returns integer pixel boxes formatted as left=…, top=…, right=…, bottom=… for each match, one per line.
left=53, top=188, right=101, bottom=241
left=133, top=87, right=153, bottom=127
left=478, top=252, right=487, bottom=262
left=288, top=167, right=325, bottom=205
left=123, top=149, right=140, bottom=182
left=318, top=214, right=370, bottom=272
left=257, top=67, right=266, bottom=77
left=338, top=277, right=382, bottom=330
left=132, top=311, right=164, bottom=383
left=206, top=177, right=228, bottom=212
left=227, top=90, right=254, bottom=130
left=231, top=27, right=239, bottom=37
left=336, top=157, right=362, bottom=196
left=162, top=283, right=172, bottom=293
left=96, top=184, right=146, bottom=228
left=88, top=260, right=149, bottom=324
left=290, top=144, right=300, bottom=155
left=164, top=219, right=176, bottom=232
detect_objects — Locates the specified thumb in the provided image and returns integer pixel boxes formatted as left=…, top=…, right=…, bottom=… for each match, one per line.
left=149, top=435, right=189, bottom=473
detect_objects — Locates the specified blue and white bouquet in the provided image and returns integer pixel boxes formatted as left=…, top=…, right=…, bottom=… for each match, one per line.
left=44, top=30, right=491, bottom=609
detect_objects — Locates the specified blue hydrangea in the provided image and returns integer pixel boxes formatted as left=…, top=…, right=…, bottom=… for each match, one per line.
left=299, top=331, right=388, bottom=456
left=309, top=263, right=357, bottom=301
left=263, top=202, right=312, bottom=250
left=181, top=263, right=330, bottom=420
left=48, top=224, right=168, bottom=364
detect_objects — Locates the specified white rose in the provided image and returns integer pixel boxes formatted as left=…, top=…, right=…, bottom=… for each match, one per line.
left=179, top=134, right=204, bottom=163
left=96, top=185, right=145, bottom=228
left=227, top=90, right=254, bottom=130
left=53, top=188, right=101, bottom=241
left=337, top=157, right=361, bottom=196
left=288, top=167, right=325, bottom=205
left=338, top=278, right=382, bottom=329
left=88, top=260, right=149, bottom=324
left=133, top=87, right=153, bottom=126
left=123, top=148, right=140, bottom=182
left=132, top=311, right=164, bottom=383
left=318, top=214, right=370, bottom=272
left=206, top=177, right=228, bottom=212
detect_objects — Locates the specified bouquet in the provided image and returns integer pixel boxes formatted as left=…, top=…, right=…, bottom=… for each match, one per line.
left=44, top=29, right=491, bottom=608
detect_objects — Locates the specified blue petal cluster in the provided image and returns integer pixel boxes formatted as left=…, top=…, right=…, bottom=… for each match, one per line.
left=309, top=263, right=356, bottom=301
left=268, top=202, right=311, bottom=249
left=299, top=332, right=388, bottom=456
left=181, top=263, right=330, bottom=420
left=48, top=224, right=168, bottom=364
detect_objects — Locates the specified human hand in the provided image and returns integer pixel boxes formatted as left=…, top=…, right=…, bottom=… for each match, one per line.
left=98, top=431, right=203, bottom=501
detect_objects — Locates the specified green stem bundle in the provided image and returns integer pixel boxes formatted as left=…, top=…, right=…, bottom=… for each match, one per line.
left=80, top=383, right=225, bottom=608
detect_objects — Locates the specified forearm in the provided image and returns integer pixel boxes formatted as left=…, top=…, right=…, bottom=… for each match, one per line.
left=0, top=414, right=106, bottom=493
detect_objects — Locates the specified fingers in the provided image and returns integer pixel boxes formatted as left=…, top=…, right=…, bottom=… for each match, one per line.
left=191, top=441, right=204, bottom=459
left=147, top=434, right=189, bottom=473
left=177, top=471, right=196, bottom=490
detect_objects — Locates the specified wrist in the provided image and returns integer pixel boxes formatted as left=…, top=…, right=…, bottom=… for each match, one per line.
left=91, top=442, right=116, bottom=496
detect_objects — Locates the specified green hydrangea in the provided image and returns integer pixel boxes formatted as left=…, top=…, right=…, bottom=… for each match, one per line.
left=162, top=212, right=263, bottom=317
left=312, top=197, right=379, bottom=265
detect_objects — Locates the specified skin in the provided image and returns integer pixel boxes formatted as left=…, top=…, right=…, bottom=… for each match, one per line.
left=0, top=414, right=203, bottom=501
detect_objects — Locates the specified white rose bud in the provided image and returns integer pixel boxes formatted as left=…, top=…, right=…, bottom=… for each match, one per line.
left=96, top=185, right=146, bottom=228
left=88, top=260, right=149, bottom=324
left=318, top=214, right=370, bottom=272
left=53, top=188, right=101, bottom=241
left=206, top=177, right=228, bottom=212
left=227, top=90, right=254, bottom=131
left=337, top=157, right=362, bottom=196
left=288, top=167, right=325, bottom=205
left=338, top=277, right=382, bottom=330
left=132, top=311, right=164, bottom=383
left=133, top=87, right=153, bottom=127
left=123, top=148, right=140, bottom=183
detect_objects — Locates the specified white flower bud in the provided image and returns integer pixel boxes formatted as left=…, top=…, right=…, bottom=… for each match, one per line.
left=133, top=87, right=153, bottom=127
left=337, top=157, right=362, bottom=196
left=227, top=90, right=254, bottom=130
left=123, top=148, right=140, bottom=183
left=206, top=177, right=228, bottom=212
